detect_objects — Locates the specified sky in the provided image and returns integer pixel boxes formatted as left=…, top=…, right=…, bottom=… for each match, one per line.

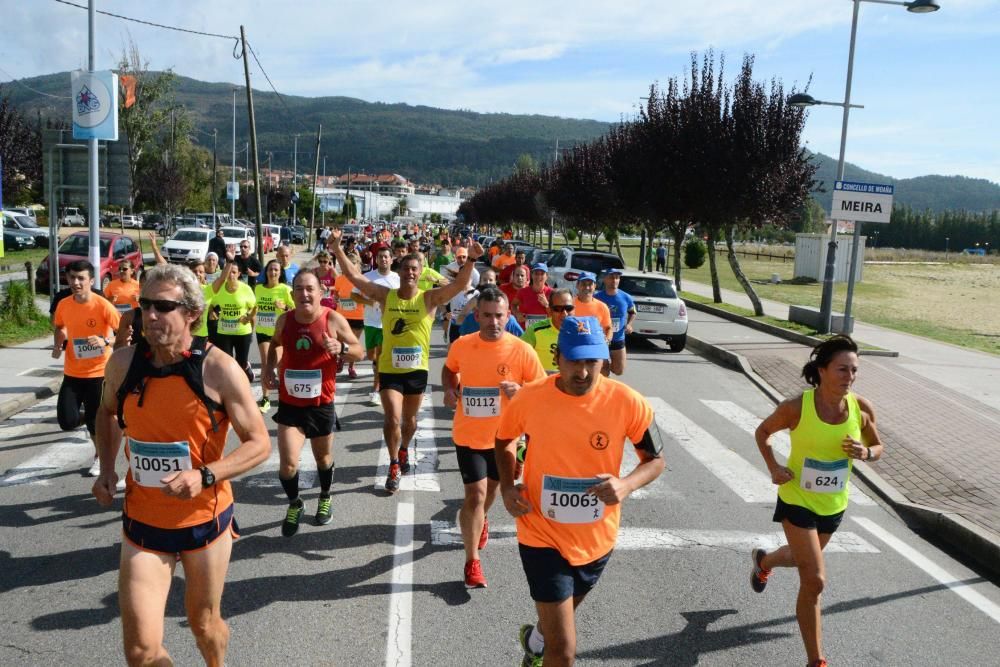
left=2, top=0, right=998, bottom=184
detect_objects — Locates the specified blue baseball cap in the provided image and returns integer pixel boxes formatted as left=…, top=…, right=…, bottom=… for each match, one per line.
left=531, top=262, right=548, bottom=273
left=603, top=268, right=624, bottom=276
left=558, top=316, right=609, bottom=361
left=576, top=271, right=597, bottom=283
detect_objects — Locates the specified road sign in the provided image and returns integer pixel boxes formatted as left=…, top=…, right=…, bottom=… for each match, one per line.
left=831, top=181, right=894, bottom=224
left=71, top=71, right=119, bottom=141
left=227, top=181, right=239, bottom=200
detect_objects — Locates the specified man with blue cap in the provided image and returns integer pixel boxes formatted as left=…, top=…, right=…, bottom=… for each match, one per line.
left=496, top=315, right=665, bottom=666
left=571, top=271, right=612, bottom=345
left=595, top=268, right=636, bottom=376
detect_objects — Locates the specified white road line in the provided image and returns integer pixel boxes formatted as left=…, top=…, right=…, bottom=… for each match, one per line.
left=852, top=517, right=1000, bottom=625
left=0, top=431, right=94, bottom=487
left=372, top=391, right=443, bottom=492
left=430, top=521, right=879, bottom=553
left=620, top=440, right=679, bottom=499
left=0, top=395, right=58, bottom=442
left=701, top=399, right=876, bottom=506
left=649, top=397, right=775, bottom=503
left=385, top=497, right=415, bottom=667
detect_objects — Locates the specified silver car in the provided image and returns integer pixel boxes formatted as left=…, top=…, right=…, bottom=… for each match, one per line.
left=617, top=270, right=688, bottom=352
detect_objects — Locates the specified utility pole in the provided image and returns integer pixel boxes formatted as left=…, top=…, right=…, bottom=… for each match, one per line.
left=292, top=134, right=299, bottom=224
left=308, top=124, right=322, bottom=249
left=239, top=26, right=264, bottom=263
left=211, top=129, right=218, bottom=225
left=321, top=155, right=327, bottom=226
left=86, top=0, right=99, bottom=272
left=231, top=88, right=237, bottom=221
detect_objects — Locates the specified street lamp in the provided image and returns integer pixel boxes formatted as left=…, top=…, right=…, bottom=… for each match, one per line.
left=790, top=0, right=939, bottom=334
left=945, top=236, right=949, bottom=254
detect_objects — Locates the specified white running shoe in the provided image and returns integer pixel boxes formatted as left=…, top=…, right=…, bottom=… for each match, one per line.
left=116, top=478, right=126, bottom=492
left=368, top=391, right=380, bottom=407
left=86, top=458, right=101, bottom=477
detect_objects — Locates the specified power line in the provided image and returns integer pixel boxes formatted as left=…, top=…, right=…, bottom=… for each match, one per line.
left=245, top=41, right=309, bottom=133
left=0, top=66, right=72, bottom=99
left=52, top=0, right=239, bottom=41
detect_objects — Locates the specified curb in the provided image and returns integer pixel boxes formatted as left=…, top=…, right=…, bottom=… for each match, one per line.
left=0, top=377, right=62, bottom=423
left=684, top=299, right=899, bottom=357
left=687, top=334, right=1000, bottom=578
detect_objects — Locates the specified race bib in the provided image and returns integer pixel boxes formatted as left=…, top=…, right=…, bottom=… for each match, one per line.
left=115, top=304, right=132, bottom=314
left=541, top=475, right=605, bottom=524
left=462, top=387, right=500, bottom=418
left=219, top=317, right=240, bottom=334
left=392, top=346, right=422, bottom=369
left=611, top=317, right=623, bottom=333
left=525, top=314, right=547, bottom=326
left=800, top=457, right=849, bottom=494
left=72, top=338, right=104, bottom=359
left=284, top=369, right=322, bottom=399
left=128, top=438, right=192, bottom=488
left=339, top=298, right=357, bottom=312
left=257, top=312, right=277, bottom=329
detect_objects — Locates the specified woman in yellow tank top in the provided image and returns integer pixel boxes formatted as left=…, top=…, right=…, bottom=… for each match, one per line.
left=750, top=335, right=884, bottom=667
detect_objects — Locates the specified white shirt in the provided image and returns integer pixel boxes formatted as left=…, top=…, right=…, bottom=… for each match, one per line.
left=442, top=261, right=479, bottom=299
left=356, top=268, right=400, bottom=328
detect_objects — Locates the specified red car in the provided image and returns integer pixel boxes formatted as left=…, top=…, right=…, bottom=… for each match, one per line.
left=35, top=231, right=144, bottom=293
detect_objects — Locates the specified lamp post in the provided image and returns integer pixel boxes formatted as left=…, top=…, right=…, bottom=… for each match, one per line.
left=292, top=134, right=299, bottom=224
left=945, top=236, right=949, bottom=255
left=231, top=89, right=237, bottom=222
left=789, top=0, right=939, bottom=334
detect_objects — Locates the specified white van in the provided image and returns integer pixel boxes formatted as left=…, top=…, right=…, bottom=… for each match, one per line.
left=161, top=227, right=212, bottom=263
left=219, top=225, right=256, bottom=254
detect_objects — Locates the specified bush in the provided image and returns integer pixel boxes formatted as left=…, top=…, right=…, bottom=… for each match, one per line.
left=1, top=280, right=43, bottom=327
left=565, top=229, right=578, bottom=242
left=684, top=238, right=707, bottom=269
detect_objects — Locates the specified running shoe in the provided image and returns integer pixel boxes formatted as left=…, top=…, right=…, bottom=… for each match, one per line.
left=258, top=397, right=271, bottom=413
left=808, top=660, right=828, bottom=667
left=315, top=495, right=333, bottom=525
left=336, top=356, right=345, bottom=374
left=368, top=391, right=380, bottom=407
left=751, top=547, right=771, bottom=593
left=479, top=517, right=489, bottom=550
left=348, top=366, right=359, bottom=379
left=282, top=498, right=305, bottom=537
left=399, top=447, right=411, bottom=474
left=245, top=365, right=256, bottom=383
left=385, top=463, right=401, bottom=494
left=86, top=457, right=101, bottom=477
left=115, top=477, right=126, bottom=492
left=464, top=558, right=487, bottom=588
left=514, top=441, right=527, bottom=480
left=518, top=624, right=543, bottom=667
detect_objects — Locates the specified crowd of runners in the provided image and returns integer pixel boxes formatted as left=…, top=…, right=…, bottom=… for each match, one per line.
left=42, top=220, right=884, bottom=666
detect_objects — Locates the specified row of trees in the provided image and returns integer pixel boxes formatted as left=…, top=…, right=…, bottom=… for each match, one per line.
left=458, top=52, right=818, bottom=314
left=876, top=206, right=999, bottom=252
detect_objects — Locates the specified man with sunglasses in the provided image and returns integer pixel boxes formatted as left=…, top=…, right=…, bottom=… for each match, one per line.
left=521, top=288, right=574, bottom=374
left=91, top=263, right=270, bottom=667
left=233, top=242, right=262, bottom=287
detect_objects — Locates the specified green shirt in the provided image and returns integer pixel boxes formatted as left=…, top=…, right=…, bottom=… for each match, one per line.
left=521, top=318, right=559, bottom=373
left=254, top=283, right=294, bottom=336
left=378, top=289, right=432, bottom=374
left=213, top=282, right=256, bottom=336
left=417, top=266, right=446, bottom=292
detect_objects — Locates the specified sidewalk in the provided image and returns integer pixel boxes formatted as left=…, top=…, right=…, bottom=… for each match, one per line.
left=681, top=278, right=1000, bottom=574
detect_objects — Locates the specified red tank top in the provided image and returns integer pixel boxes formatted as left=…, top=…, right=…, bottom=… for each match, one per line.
left=278, top=307, right=337, bottom=406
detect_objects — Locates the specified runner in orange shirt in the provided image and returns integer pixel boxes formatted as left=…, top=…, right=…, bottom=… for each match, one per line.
left=496, top=315, right=665, bottom=666
left=571, top=272, right=612, bottom=343
left=105, top=260, right=142, bottom=315
left=443, top=288, right=545, bottom=588
left=492, top=242, right=517, bottom=272
left=52, top=259, right=122, bottom=476
left=334, top=265, right=366, bottom=379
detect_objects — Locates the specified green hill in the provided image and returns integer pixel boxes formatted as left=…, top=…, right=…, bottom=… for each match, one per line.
left=5, top=71, right=999, bottom=212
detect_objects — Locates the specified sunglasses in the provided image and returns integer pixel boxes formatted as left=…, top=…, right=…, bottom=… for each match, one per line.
left=119, top=266, right=132, bottom=272
left=139, top=298, right=184, bottom=313
left=550, top=305, right=575, bottom=313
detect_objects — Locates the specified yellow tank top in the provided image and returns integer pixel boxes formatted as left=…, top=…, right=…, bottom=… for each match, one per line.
left=378, top=289, right=431, bottom=374
left=779, top=389, right=862, bottom=515
left=194, top=284, right=215, bottom=338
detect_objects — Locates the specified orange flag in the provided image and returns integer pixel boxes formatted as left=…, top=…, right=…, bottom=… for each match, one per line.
left=120, top=75, right=136, bottom=108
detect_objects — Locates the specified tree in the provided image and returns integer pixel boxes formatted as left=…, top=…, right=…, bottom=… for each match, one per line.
left=0, top=87, right=41, bottom=204
left=118, top=40, right=178, bottom=212
left=514, top=153, right=538, bottom=176
left=342, top=195, right=357, bottom=219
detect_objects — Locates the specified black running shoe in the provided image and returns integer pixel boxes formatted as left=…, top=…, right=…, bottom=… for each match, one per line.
left=751, top=547, right=771, bottom=593
left=282, top=498, right=304, bottom=537
left=399, top=447, right=411, bottom=474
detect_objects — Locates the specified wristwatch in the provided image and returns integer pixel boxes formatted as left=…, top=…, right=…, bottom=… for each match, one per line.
left=865, top=447, right=873, bottom=461
left=340, top=341, right=350, bottom=355
left=200, top=465, right=217, bottom=487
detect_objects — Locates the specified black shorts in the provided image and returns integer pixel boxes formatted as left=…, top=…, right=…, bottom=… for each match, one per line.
left=519, top=544, right=612, bottom=603
left=608, top=339, right=626, bottom=351
left=773, top=497, right=845, bottom=535
left=256, top=331, right=273, bottom=344
left=454, top=444, right=498, bottom=484
left=57, top=375, right=104, bottom=435
left=123, top=504, right=238, bottom=556
left=448, top=323, right=462, bottom=344
left=379, top=370, right=428, bottom=396
left=346, top=318, right=364, bottom=331
left=273, top=401, right=336, bottom=438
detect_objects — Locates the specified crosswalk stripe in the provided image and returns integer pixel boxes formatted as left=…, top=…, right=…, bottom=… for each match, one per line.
left=429, top=520, right=880, bottom=553
left=0, top=431, right=93, bottom=487
left=620, top=439, right=679, bottom=499
left=649, top=397, right=775, bottom=503
left=372, top=390, right=442, bottom=492
left=701, top=399, right=876, bottom=506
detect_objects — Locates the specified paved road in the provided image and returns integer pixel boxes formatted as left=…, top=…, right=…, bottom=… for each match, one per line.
left=1, top=334, right=999, bottom=665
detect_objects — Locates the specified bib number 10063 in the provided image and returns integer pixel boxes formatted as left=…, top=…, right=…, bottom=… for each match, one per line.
left=541, top=475, right=605, bottom=524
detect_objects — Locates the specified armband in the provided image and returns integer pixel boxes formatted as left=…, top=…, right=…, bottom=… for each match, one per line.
left=635, top=420, right=664, bottom=458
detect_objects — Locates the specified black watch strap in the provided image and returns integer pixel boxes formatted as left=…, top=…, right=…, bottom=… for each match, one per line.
left=200, top=465, right=216, bottom=487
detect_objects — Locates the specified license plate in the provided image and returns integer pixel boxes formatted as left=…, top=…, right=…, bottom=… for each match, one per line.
left=636, top=303, right=665, bottom=314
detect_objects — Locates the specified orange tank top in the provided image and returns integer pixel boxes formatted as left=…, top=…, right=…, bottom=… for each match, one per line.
left=122, top=374, right=232, bottom=528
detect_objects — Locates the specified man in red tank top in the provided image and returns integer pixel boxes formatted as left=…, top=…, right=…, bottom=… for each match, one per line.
left=92, top=263, right=271, bottom=667
left=264, top=270, right=364, bottom=536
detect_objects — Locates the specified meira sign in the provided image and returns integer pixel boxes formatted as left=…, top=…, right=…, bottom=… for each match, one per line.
left=71, top=70, right=119, bottom=141
left=831, top=181, right=894, bottom=224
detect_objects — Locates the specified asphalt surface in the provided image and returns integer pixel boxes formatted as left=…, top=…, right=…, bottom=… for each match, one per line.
left=1, top=332, right=999, bottom=665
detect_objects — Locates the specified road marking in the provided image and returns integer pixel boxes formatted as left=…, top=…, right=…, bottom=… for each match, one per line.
left=620, top=440, right=679, bottom=499
left=701, top=399, right=876, bottom=506
left=386, top=497, right=415, bottom=667
left=0, top=396, right=58, bottom=443
left=649, top=397, right=774, bottom=503
left=430, top=521, right=879, bottom=553
left=0, top=431, right=94, bottom=487
left=372, top=391, right=443, bottom=492
left=852, top=517, right=1000, bottom=625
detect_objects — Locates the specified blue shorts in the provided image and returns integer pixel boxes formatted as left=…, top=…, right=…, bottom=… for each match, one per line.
left=123, top=504, right=238, bottom=555
left=518, top=544, right=612, bottom=603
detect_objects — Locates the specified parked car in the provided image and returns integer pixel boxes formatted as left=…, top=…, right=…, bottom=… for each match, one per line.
left=617, top=270, right=688, bottom=352
left=3, top=211, right=48, bottom=246
left=219, top=225, right=257, bottom=254
left=546, top=247, right=626, bottom=292
left=525, top=248, right=557, bottom=267
left=118, top=214, right=143, bottom=229
left=34, top=231, right=143, bottom=292
left=59, top=207, right=86, bottom=226
left=5, top=206, right=38, bottom=222
left=161, top=227, right=213, bottom=264
left=288, top=224, right=306, bottom=244
left=141, top=213, right=165, bottom=230
left=262, top=223, right=281, bottom=251
left=3, top=227, right=35, bottom=252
